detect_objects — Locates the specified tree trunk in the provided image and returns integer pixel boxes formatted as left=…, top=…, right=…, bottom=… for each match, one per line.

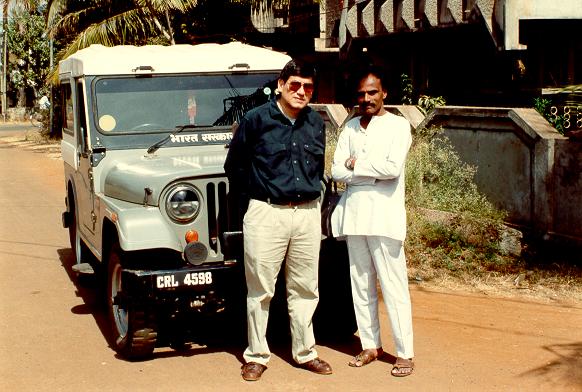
left=18, top=86, right=26, bottom=107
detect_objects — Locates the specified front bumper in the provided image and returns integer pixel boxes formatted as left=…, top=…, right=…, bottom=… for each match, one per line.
left=119, top=261, right=242, bottom=311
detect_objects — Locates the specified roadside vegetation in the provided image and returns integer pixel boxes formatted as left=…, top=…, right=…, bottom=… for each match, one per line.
left=404, top=126, right=510, bottom=272
left=403, top=77, right=580, bottom=302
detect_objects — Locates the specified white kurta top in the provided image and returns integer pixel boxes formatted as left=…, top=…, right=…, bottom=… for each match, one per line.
left=330, top=112, right=412, bottom=241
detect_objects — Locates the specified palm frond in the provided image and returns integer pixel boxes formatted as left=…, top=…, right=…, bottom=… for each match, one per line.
left=137, top=0, right=198, bottom=13
left=1, top=0, right=37, bottom=14
left=48, top=4, right=106, bottom=37
left=62, top=9, right=155, bottom=56
left=45, top=0, right=202, bottom=84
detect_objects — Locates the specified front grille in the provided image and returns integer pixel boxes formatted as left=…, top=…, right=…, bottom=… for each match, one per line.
left=206, top=180, right=226, bottom=254
left=204, top=178, right=244, bottom=261
left=207, top=178, right=245, bottom=252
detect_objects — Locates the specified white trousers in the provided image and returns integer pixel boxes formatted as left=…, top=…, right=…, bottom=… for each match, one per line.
left=346, top=235, right=414, bottom=359
left=242, top=199, right=321, bottom=365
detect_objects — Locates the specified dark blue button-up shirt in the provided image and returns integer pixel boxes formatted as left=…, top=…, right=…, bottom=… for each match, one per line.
left=224, top=99, right=325, bottom=208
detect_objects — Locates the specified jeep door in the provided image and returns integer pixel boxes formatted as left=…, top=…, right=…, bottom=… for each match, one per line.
left=62, top=78, right=97, bottom=246
left=75, top=79, right=98, bottom=240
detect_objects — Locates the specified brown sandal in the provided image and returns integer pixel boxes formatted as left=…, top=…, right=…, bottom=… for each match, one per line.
left=348, top=348, right=383, bottom=367
left=391, top=357, right=414, bottom=377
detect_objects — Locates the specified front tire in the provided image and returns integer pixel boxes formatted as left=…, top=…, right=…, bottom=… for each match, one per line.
left=67, top=197, right=82, bottom=265
left=106, top=242, right=157, bottom=360
left=67, top=194, right=93, bottom=267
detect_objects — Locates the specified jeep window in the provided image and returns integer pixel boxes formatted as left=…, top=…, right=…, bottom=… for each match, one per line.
left=94, top=73, right=278, bottom=134
left=61, top=84, right=74, bottom=135
left=77, top=81, right=89, bottom=153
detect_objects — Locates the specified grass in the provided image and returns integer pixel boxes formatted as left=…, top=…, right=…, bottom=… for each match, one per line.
left=325, top=124, right=582, bottom=303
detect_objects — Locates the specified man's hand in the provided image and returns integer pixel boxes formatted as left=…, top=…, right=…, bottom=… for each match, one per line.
left=345, top=156, right=356, bottom=170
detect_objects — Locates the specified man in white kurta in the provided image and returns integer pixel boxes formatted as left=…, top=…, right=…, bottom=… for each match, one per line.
left=331, top=68, right=414, bottom=377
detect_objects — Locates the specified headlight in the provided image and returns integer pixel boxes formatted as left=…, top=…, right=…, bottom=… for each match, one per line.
left=165, top=184, right=201, bottom=223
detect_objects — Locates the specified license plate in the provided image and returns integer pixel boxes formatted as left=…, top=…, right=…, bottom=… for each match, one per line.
left=156, top=271, right=213, bottom=289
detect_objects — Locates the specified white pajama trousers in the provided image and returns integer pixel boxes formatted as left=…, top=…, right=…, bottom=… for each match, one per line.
left=242, top=199, right=321, bottom=366
left=346, top=235, right=414, bottom=359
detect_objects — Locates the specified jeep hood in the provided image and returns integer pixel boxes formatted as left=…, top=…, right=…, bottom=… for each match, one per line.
left=103, top=148, right=228, bottom=206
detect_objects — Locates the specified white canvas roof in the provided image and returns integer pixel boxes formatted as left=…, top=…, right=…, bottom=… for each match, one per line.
left=59, top=42, right=291, bottom=78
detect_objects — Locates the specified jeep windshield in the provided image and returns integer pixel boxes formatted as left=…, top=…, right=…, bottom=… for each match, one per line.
left=94, top=73, right=279, bottom=134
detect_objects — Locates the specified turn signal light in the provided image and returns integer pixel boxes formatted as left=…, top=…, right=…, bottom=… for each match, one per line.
left=185, top=230, right=199, bottom=243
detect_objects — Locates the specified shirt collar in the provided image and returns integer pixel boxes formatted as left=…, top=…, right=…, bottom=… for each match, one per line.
left=268, top=98, right=311, bottom=123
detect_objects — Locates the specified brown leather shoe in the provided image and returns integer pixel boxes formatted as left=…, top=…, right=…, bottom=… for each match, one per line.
left=299, top=358, right=333, bottom=375
left=241, top=362, right=267, bottom=381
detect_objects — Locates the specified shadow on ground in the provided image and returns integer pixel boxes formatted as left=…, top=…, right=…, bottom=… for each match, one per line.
left=56, top=247, right=248, bottom=363
left=520, top=342, right=582, bottom=389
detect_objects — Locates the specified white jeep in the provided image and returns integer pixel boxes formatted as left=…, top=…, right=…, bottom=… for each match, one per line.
left=60, top=43, right=354, bottom=359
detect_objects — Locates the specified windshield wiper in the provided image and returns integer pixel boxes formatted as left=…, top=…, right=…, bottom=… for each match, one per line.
left=146, top=124, right=211, bottom=155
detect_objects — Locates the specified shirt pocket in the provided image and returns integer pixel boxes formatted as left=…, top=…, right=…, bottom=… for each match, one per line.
left=303, top=144, right=324, bottom=176
left=255, top=142, right=288, bottom=177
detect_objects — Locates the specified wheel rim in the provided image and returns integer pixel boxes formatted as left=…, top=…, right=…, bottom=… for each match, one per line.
left=110, top=261, right=128, bottom=339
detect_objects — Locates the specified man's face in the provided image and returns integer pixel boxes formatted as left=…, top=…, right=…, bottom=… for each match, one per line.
left=357, top=74, right=387, bottom=117
left=278, top=75, right=314, bottom=112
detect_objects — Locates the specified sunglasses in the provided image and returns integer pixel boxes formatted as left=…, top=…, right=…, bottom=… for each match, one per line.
left=287, top=81, right=314, bottom=94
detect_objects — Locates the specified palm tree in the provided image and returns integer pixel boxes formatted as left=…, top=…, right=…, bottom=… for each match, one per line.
left=46, top=0, right=198, bottom=61
left=1, top=0, right=36, bottom=20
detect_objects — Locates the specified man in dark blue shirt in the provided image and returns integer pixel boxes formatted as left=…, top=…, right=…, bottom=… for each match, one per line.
left=224, top=59, right=330, bottom=381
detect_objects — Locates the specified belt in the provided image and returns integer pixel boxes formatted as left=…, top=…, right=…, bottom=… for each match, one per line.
left=254, top=196, right=314, bottom=207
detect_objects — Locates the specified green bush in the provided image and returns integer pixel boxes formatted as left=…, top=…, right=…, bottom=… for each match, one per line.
left=399, top=74, right=413, bottom=105
left=405, top=127, right=514, bottom=277
left=417, top=95, right=446, bottom=115
left=533, top=97, right=566, bottom=134
left=406, top=127, right=503, bottom=219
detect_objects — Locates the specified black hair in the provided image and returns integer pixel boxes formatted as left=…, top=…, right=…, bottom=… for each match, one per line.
left=352, top=64, right=387, bottom=91
left=279, top=59, right=317, bottom=83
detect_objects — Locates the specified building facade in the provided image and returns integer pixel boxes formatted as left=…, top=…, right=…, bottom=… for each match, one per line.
left=313, top=1, right=581, bottom=113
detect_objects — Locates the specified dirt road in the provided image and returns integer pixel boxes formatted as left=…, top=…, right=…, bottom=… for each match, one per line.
left=1, top=130, right=581, bottom=391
